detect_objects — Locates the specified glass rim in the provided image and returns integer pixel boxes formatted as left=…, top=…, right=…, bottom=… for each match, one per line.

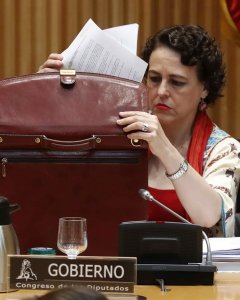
left=59, top=217, right=87, bottom=221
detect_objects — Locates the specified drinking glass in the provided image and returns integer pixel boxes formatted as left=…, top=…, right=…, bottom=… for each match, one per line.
left=57, top=217, right=87, bottom=259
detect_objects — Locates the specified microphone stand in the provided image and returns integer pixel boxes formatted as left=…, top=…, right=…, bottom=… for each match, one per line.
left=138, top=189, right=213, bottom=265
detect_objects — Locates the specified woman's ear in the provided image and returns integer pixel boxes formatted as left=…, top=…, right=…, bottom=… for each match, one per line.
left=199, top=87, right=209, bottom=111
left=201, top=87, right=208, bottom=99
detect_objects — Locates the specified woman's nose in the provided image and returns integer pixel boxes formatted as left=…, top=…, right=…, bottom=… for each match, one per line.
left=157, top=81, right=169, bottom=97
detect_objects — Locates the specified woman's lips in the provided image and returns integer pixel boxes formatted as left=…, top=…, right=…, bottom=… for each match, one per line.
left=155, top=103, right=171, bottom=111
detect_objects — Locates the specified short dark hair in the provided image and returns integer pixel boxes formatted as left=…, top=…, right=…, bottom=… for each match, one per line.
left=28, top=287, right=107, bottom=300
left=142, top=25, right=226, bottom=105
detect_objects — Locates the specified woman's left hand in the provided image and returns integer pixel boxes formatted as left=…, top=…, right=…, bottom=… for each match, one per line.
left=117, top=111, right=168, bottom=159
left=38, top=53, right=64, bottom=73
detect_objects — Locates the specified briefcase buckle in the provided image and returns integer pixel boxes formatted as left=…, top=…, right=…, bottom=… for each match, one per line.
left=131, top=139, right=141, bottom=147
left=60, top=69, right=76, bottom=86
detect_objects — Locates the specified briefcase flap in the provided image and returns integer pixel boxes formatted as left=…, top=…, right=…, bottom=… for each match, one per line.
left=0, top=72, right=148, bottom=150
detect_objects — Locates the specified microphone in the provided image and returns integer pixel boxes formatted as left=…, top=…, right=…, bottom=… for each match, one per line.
left=138, top=188, right=213, bottom=265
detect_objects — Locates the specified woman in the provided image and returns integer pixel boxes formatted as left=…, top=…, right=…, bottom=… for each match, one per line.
left=39, top=25, right=240, bottom=237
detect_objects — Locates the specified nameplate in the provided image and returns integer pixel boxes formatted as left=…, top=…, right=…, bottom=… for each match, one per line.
left=8, top=255, right=136, bottom=293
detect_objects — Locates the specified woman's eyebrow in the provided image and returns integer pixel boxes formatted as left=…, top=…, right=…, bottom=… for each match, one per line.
left=148, top=70, right=160, bottom=75
left=148, top=70, right=188, bottom=80
left=169, top=74, right=188, bottom=80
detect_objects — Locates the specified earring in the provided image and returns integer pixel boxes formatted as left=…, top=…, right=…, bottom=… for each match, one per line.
left=199, top=98, right=207, bottom=111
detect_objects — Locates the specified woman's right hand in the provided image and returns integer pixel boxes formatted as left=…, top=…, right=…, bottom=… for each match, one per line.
left=38, top=53, right=64, bottom=73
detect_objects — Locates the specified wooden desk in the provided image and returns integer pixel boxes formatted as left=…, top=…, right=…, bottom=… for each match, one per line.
left=135, top=273, right=240, bottom=299
left=1, top=273, right=240, bottom=300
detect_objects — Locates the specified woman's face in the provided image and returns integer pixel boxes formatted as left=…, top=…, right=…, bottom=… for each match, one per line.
left=146, top=46, right=208, bottom=128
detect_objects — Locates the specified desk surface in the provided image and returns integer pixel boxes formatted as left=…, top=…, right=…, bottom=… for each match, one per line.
left=1, top=273, right=240, bottom=300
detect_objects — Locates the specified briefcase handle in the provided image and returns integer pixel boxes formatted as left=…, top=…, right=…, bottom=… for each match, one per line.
left=42, top=135, right=97, bottom=151
left=0, top=134, right=146, bottom=150
left=42, top=135, right=144, bottom=150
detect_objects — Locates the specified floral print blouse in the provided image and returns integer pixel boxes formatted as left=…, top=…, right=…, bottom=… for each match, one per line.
left=203, top=124, right=240, bottom=237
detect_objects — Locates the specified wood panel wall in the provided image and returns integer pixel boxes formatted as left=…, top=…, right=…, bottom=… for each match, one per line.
left=0, top=0, right=239, bottom=137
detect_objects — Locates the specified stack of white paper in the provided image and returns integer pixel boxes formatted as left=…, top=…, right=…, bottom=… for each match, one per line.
left=203, top=237, right=240, bottom=261
left=61, top=19, right=148, bottom=83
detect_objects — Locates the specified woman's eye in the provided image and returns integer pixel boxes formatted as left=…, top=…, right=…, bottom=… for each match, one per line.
left=149, top=76, right=160, bottom=83
left=171, top=79, right=185, bottom=87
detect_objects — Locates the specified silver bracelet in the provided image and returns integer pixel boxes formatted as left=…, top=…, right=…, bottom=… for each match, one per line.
left=166, top=159, right=188, bottom=180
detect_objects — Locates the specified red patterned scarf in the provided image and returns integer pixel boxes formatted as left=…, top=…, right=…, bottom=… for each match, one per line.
left=187, top=111, right=213, bottom=175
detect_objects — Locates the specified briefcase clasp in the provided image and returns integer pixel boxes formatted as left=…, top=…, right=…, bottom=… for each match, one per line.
left=60, top=69, right=76, bottom=86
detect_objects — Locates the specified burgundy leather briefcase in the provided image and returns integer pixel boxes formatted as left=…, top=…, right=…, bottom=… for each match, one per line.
left=0, top=72, right=148, bottom=255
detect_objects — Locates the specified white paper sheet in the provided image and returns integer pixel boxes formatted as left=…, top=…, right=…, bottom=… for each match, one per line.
left=61, top=19, right=147, bottom=82
left=104, top=23, right=139, bottom=54
left=203, top=237, right=240, bottom=261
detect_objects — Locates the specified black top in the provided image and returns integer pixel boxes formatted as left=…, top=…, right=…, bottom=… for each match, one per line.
left=0, top=196, right=19, bottom=225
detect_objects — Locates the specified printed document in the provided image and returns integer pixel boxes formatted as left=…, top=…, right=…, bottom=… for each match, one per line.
left=61, top=19, right=147, bottom=82
left=203, top=237, right=240, bottom=261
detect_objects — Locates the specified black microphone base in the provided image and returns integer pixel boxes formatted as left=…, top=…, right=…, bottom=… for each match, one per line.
left=137, top=263, right=217, bottom=285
